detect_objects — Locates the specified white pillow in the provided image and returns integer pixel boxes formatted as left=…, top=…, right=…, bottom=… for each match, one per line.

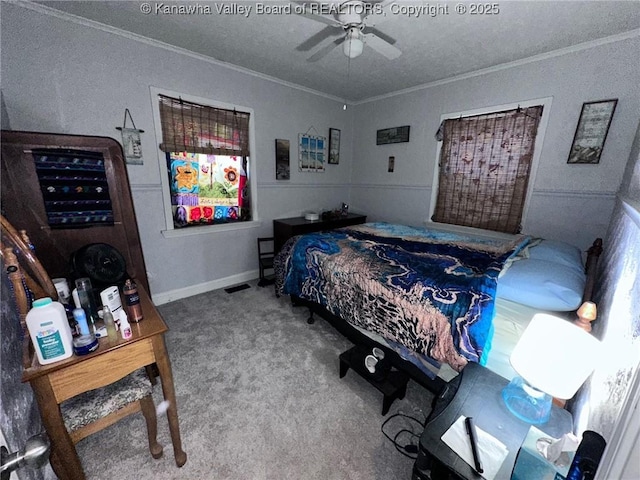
left=496, top=257, right=586, bottom=311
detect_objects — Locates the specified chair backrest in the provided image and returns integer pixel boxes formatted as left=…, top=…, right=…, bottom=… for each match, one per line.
left=257, top=237, right=274, bottom=258
left=1, top=214, right=58, bottom=368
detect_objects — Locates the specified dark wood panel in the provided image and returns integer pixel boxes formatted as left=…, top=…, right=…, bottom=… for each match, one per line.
left=1, top=130, right=149, bottom=293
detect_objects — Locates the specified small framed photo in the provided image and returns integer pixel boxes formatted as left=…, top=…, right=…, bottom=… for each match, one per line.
left=275, top=139, right=290, bottom=180
left=329, top=128, right=341, bottom=164
left=567, top=99, right=617, bottom=164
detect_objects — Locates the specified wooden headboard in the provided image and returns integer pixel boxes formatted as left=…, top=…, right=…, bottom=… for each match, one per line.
left=573, top=238, right=603, bottom=332
left=0, top=130, right=149, bottom=293
left=582, top=238, right=603, bottom=304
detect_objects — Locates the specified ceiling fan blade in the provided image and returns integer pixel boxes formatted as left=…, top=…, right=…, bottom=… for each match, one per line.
left=362, top=26, right=396, bottom=45
left=296, top=26, right=341, bottom=52
left=307, top=37, right=345, bottom=62
left=364, top=34, right=402, bottom=59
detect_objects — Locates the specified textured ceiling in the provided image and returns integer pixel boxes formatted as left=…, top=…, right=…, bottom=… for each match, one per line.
left=38, top=1, right=640, bottom=101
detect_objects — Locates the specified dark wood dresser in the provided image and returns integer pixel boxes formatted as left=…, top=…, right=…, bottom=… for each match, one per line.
left=273, top=213, right=367, bottom=252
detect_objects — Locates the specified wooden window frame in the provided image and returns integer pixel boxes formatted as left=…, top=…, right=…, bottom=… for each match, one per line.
left=150, top=87, right=259, bottom=237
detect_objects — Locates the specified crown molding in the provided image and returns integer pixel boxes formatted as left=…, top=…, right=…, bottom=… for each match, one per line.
left=355, top=29, right=640, bottom=105
left=11, top=0, right=349, bottom=105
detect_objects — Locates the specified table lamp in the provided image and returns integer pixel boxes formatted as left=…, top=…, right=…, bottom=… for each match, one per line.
left=502, top=313, right=601, bottom=424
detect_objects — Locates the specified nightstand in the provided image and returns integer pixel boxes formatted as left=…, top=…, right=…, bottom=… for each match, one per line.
left=412, top=362, right=573, bottom=480
left=273, top=213, right=367, bottom=253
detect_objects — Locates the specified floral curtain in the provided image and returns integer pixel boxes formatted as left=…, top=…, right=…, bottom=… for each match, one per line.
left=432, top=106, right=543, bottom=234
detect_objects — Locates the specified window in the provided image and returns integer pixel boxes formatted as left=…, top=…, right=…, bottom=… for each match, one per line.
left=165, top=152, right=248, bottom=226
left=432, top=104, right=544, bottom=234
left=154, top=92, right=255, bottom=231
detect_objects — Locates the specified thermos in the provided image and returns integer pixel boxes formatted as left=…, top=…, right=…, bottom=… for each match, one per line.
left=123, top=279, right=143, bottom=322
left=566, top=430, right=606, bottom=480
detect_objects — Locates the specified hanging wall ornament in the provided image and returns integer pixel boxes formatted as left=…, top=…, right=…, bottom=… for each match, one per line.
left=116, top=109, right=145, bottom=165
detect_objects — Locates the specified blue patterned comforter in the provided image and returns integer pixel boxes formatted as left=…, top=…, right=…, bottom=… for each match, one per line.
left=275, top=222, right=530, bottom=371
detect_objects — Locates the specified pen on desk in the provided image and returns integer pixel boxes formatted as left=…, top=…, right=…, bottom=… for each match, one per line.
left=465, top=416, right=484, bottom=474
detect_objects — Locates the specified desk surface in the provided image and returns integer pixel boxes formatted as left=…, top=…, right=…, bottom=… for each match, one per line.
left=273, top=212, right=367, bottom=227
left=419, top=362, right=573, bottom=479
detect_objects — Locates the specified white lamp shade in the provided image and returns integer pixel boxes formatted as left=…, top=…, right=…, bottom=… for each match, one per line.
left=343, top=37, right=364, bottom=58
left=510, top=313, right=601, bottom=399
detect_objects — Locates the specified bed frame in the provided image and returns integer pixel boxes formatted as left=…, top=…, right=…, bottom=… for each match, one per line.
left=291, top=237, right=604, bottom=394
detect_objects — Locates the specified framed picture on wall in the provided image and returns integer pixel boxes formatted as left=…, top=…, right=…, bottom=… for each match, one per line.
left=120, top=128, right=144, bottom=165
left=329, top=128, right=340, bottom=164
left=298, top=133, right=326, bottom=172
left=376, top=125, right=410, bottom=145
left=275, top=139, right=290, bottom=180
left=567, top=99, right=617, bottom=164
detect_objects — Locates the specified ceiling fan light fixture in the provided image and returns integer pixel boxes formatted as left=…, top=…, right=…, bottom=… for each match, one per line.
left=343, top=37, right=364, bottom=58
left=343, top=30, right=364, bottom=58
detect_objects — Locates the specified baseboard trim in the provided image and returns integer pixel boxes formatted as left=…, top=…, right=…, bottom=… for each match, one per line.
left=152, top=270, right=259, bottom=305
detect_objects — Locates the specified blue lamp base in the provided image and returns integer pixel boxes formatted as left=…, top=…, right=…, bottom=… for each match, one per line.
left=502, top=375, right=552, bottom=424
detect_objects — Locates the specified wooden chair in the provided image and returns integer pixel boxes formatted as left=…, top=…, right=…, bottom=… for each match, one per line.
left=1, top=215, right=163, bottom=473
left=257, top=237, right=275, bottom=287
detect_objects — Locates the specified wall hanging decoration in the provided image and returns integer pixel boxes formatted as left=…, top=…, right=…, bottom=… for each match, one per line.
left=275, top=139, right=290, bottom=180
left=377, top=125, right=410, bottom=145
left=116, top=108, right=145, bottom=165
left=388, top=156, right=395, bottom=172
left=329, top=128, right=341, bottom=164
left=567, top=99, right=617, bottom=164
left=31, top=148, right=114, bottom=228
left=299, top=127, right=326, bottom=172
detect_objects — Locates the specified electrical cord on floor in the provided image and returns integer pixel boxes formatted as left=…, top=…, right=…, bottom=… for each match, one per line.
left=381, top=412, right=426, bottom=459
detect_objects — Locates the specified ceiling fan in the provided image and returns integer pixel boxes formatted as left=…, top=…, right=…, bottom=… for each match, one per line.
left=295, top=0, right=402, bottom=62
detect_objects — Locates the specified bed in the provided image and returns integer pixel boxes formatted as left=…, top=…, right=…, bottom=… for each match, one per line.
left=275, top=221, right=602, bottom=393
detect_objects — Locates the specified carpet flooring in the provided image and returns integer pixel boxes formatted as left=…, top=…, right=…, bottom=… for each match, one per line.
left=76, top=281, right=435, bottom=479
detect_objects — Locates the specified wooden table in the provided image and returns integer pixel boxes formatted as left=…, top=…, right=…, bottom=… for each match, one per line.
left=22, top=283, right=187, bottom=480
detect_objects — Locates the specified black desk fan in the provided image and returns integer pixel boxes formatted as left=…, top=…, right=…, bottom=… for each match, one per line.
left=71, top=243, right=128, bottom=290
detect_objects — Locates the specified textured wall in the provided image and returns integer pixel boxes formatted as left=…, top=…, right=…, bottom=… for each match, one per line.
left=351, top=35, right=640, bottom=251
left=0, top=3, right=353, bottom=299
left=571, top=119, right=640, bottom=442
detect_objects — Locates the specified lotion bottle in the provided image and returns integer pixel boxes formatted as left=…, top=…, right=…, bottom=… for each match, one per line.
left=120, top=315, right=132, bottom=340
